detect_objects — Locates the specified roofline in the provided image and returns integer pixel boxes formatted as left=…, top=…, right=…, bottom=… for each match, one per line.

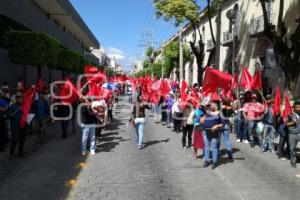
left=58, top=0, right=100, bottom=48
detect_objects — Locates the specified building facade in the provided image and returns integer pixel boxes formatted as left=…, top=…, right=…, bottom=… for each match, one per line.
left=160, top=0, right=300, bottom=96
left=0, top=0, right=100, bottom=87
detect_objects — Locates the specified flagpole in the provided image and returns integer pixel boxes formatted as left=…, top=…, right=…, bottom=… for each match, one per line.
left=257, top=89, right=266, bottom=102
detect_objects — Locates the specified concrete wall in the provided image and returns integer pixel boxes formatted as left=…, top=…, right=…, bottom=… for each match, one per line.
left=0, top=49, right=63, bottom=90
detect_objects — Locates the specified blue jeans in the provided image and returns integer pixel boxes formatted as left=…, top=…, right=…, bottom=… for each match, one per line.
left=166, top=110, right=172, bottom=126
left=203, top=131, right=220, bottom=164
left=262, top=124, right=275, bottom=151
left=221, top=124, right=232, bottom=152
left=234, top=117, right=245, bottom=140
left=81, top=125, right=96, bottom=152
left=246, top=120, right=256, bottom=141
left=135, top=118, right=145, bottom=146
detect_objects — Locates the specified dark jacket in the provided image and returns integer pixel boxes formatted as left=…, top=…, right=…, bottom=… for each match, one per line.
left=132, top=102, right=150, bottom=118
left=81, top=105, right=97, bottom=124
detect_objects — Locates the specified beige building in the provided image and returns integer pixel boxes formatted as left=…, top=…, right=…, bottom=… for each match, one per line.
left=159, top=0, right=300, bottom=96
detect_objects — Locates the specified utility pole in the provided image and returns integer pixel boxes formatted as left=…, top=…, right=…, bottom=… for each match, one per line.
left=179, top=26, right=184, bottom=83
left=138, top=28, right=157, bottom=78
left=161, top=41, right=165, bottom=78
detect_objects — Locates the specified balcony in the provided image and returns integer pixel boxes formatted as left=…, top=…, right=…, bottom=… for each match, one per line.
left=250, top=13, right=275, bottom=36
left=222, top=31, right=233, bottom=46
left=206, top=39, right=215, bottom=51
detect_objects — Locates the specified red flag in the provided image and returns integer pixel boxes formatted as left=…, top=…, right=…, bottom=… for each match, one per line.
left=87, top=82, right=102, bottom=98
left=151, top=92, right=161, bottom=105
left=211, top=92, right=221, bottom=102
left=231, top=74, right=238, bottom=90
left=180, top=80, right=188, bottom=93
left=189, top=88, right=200, bottom=108
left=60, top=80, right=80, bottom=105
left=250, top=70, right=262, bottom=90
left=85, top=66, right=98, bottom=74
left=38, top=79, right=45, bottom=92
left=240, top=67, right=253, bottom=90
left=273, top=86, right=281, bottom=117
left=180, top=92, right=189, bottom=110
left=151, top=79, right=171, bottom=97
left=20, top=86, right=37, bottom=128
left=202, top=84, right=217, bottom=96
left=203, top=68, right=232, bottom=90
left=100, top=88, right=112, bottom=100
left=160, top=79, right=171, bottom=97
left=282, top=92, right=292, bottom=122
left=89, top=72, right=107, bottom=84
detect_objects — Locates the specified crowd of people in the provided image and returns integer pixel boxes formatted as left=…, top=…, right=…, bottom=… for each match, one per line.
left=129, top=83, right=300, bottom=169
left=0, top=77, right=121, bottom=158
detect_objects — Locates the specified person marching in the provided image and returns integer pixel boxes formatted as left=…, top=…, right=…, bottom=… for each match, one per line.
left=220, top=98, right=234, bottom=161
left=192, top=101, right=206, bottom=159
left=203, top=101, right=223, bottom=169
left=80, top=97, right=98, bottom=155
left=182, top=104, right=194, bottom=149
left=131, top=96, right=150, bottom=149
left=8, top=92, right=26, bottom=157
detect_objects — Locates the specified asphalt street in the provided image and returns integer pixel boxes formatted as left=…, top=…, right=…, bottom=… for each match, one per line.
left=0, top=96, right=300, bottom=200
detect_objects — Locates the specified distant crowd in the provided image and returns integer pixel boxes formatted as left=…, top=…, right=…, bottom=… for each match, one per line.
left=129, top=83, right=300, bottom=169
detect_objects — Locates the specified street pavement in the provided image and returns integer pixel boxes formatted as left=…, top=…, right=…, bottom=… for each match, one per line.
left=0, top=96, right=300, bottom=200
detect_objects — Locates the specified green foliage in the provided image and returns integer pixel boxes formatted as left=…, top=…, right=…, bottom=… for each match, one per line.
left=162, top=41, right=192, bottom=76
left=5, top=31, right=59, bottom=67
left=143, top=60, right=150, bottom=69
left=146, top=46, right=154, bottom=57
left=106, top=67, right=116, bottom=78
left=78, top=55, right=91, bottom=73
left=154, top=0, right=199, bottom=26
left=56, top=49, right=80, bottom=72
left=132, top=67, right=151, bottom=78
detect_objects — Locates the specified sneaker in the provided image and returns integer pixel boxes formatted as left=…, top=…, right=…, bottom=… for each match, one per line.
left=279, top=157, right=287, bottom=161
left=271, top=149, right=276, bottom=154
left=211, top=163, right=217, bottom=170
left=203, top=161, right=210, bottom=168
left=138, top=145, right=142, bottom=149
left=183, top=146, right=187, bottom=149
left=290, top=160, right=297, bottom=168
left=90, top=150, right=96, bottom=155
left=82, top=151, right=86, bottom=156
left=236, top=139, right=241, bottom=143
left=243, top=140, right=249, bottom=144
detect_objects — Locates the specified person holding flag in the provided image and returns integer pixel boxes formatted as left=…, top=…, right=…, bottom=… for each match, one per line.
left=8, top=92, right=26, bottom=157
left=261, top=95, right=276, bottom=153
left=242, top=93, right=265, bottom=147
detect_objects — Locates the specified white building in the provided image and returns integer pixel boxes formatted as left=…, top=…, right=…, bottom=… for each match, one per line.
left=159, top=0, right=300, bottom=96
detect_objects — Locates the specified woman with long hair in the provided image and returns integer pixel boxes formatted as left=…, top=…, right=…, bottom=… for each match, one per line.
left=131, top=96, right=150, bottom=149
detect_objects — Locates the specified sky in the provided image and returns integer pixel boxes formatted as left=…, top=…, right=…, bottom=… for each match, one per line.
left=69, top=0, right=181, bottom=71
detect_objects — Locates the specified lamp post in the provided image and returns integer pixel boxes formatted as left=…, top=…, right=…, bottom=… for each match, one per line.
left=226, top=9, right=236, bottom=76
left=226, top=7, right=238, bottom=96
left=160, top=40, right=166, bottom=78
left=83, top=46, right=94, bottom=58
left=179, top=26, right=184, bottom=83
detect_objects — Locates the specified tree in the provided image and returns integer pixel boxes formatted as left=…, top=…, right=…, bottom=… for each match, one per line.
left=163, top=41, right=192, bottom=77
left=79, top=55, right=91, bottom=73
left=259, top=0, right=300, bottom=96
left=56, top=49, right=81, bottom=77
left=153, top=0, right=223, bottom=84
left=5, top=31, right=60, bottom=78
